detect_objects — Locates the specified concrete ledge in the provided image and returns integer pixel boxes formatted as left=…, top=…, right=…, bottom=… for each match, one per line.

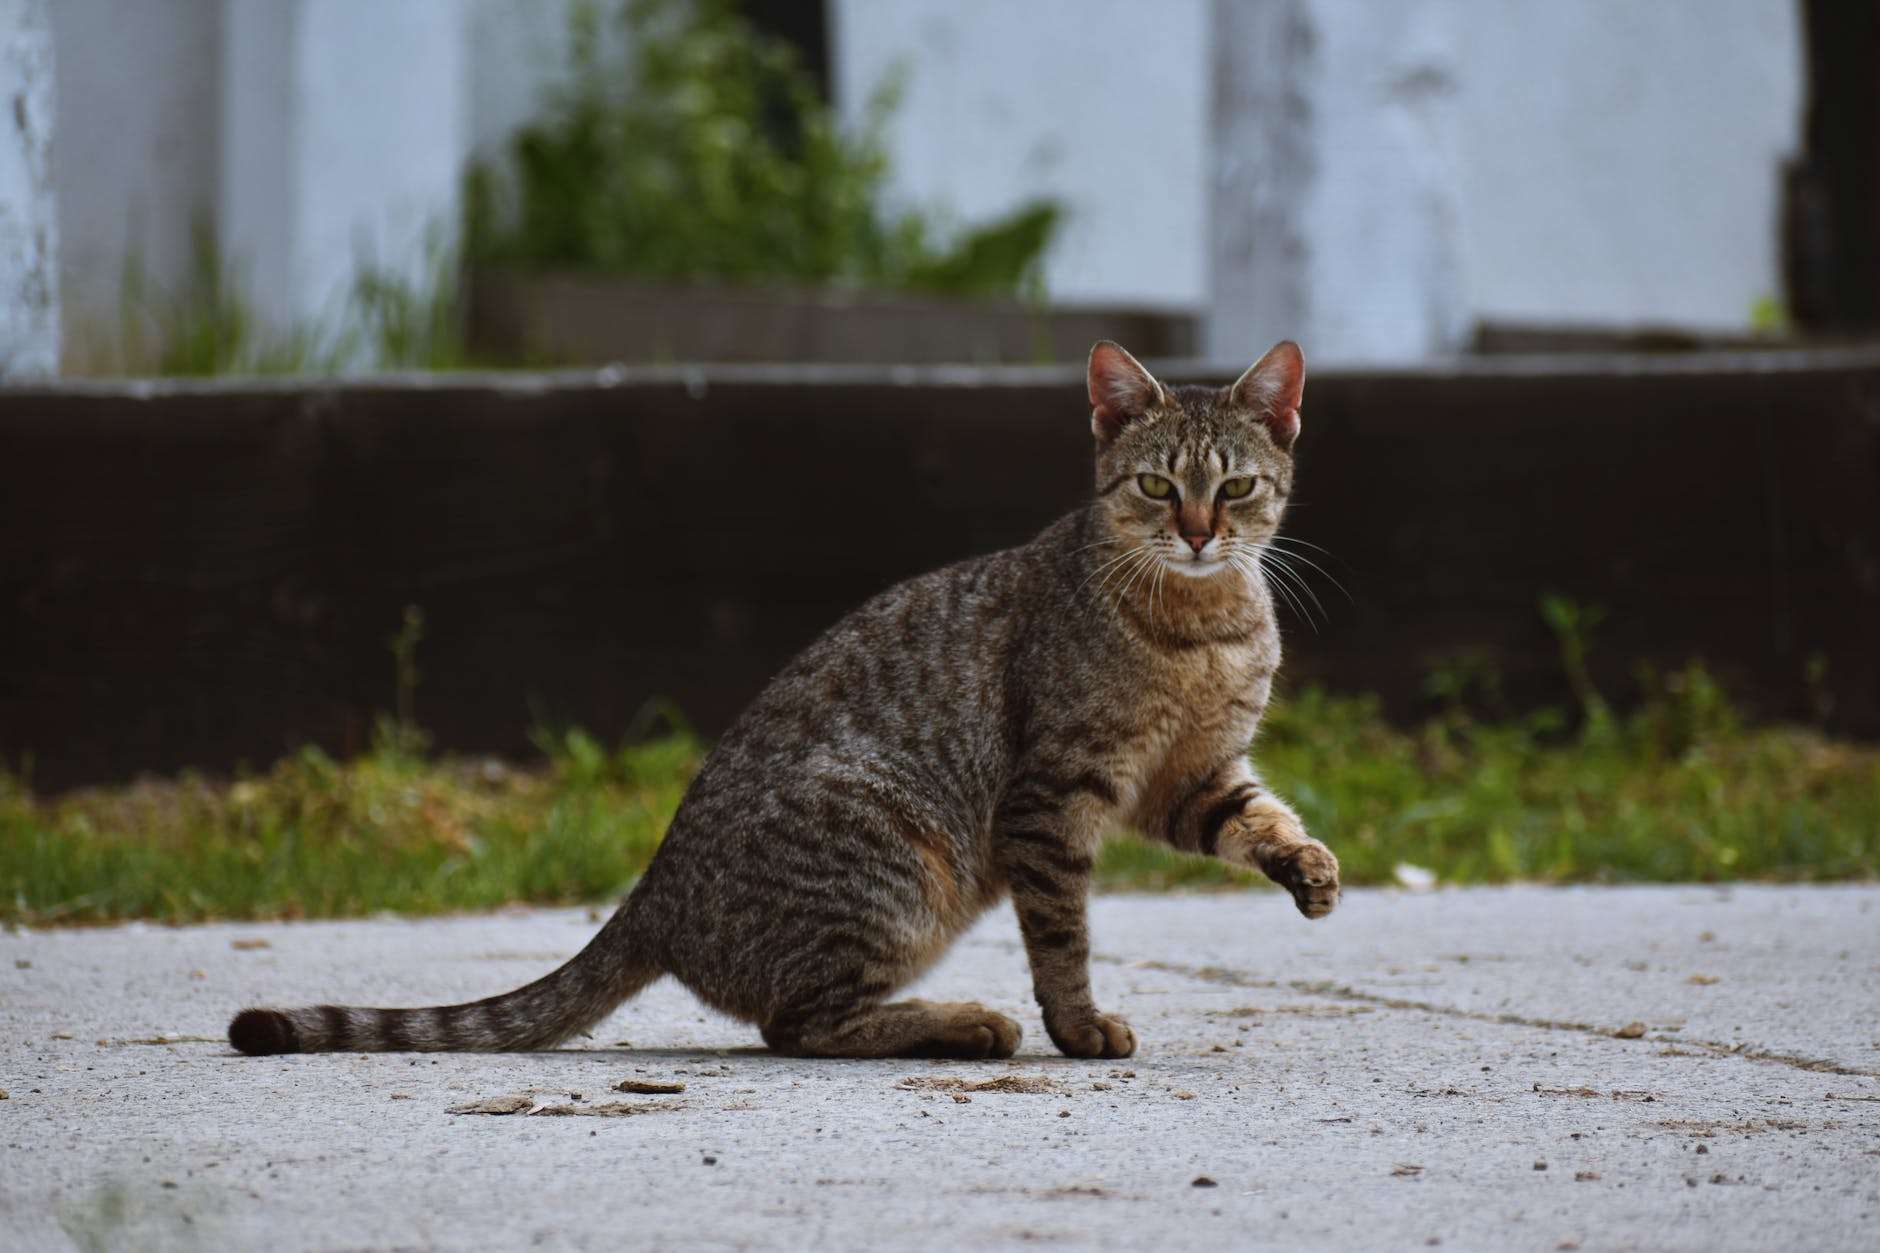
left=15, top=344, right=1880, bottom=396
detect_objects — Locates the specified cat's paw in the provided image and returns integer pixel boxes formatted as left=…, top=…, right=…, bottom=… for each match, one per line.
left=1046, top=1011, right=1137, bottom=1059
left=1266, top=840, right=1340, bottom=919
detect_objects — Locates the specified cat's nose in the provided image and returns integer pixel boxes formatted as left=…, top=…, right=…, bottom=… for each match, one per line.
left=1182, top=533, right=1211, bottom=555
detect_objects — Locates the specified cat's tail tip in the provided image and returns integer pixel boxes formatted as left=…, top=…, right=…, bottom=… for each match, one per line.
left=229, top=1007, right=299, bottom=1055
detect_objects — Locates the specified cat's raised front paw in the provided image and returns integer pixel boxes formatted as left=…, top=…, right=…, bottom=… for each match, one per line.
left=1046, top=1011, right=1137, bottom=1059
left=1267, top=840, right=1340, bottom=919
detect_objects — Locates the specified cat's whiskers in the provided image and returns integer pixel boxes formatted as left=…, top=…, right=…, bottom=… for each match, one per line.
left=1112, top=541, right=1158, bottom=609
left=1089, top=544, right=1157, bottom=605
left=1255, top=545, right=1329, bottom=621
left=1097, top=545, right=1150, bottom=586
left=1264, top=533, right=1336, bottom=556
left=1220, top=543, right=1258, bottom=593
left=1259, top=551, right=1321, bottom=619
left=1232, top=548, right=1316, bottom=632
left=1247, top=546, right=1322, bottom=631
left=1078, top=543, right=1151, bottom=595
left=1115, top=545, right=1161, bottom=607
left=1225, top=548, right=1265, bottom=597
left=1263, top=536, right=1353, bottom=603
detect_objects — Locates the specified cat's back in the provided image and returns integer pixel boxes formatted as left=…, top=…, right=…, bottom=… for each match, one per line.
left=671, top=516, right=1077, bottom=837
left=754, top=533, right=1035, bottom=741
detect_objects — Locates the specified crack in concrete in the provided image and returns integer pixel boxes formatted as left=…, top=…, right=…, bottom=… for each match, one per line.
left=1080, top=949, right=1880, bottom=1079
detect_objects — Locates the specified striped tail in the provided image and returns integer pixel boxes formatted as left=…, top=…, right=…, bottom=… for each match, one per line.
left=227, top=904, right=659, bottom=1055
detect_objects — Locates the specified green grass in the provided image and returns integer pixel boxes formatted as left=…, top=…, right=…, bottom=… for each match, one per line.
left=0, top=728, right=698, bottom=927
left=1097, top=678, right=1879, bottom=890
left=4, top=676, right=1877, bottom=927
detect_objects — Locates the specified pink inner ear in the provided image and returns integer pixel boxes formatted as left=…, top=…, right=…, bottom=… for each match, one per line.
left=1266, top=368, right=1303, bottom=417
left=1087, top=342, right=1162, bottom=434
left=1267, top=406, right=1301, bottom=446
left=1232, top=341, right=1306, bottom=448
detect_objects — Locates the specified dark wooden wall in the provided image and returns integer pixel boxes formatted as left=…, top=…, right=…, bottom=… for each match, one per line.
left=4, top=353, right=1877, bottom=790
left=1787, top=0, right=1880, bottom=333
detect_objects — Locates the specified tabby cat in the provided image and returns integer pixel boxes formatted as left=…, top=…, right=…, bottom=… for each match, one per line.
left=229, top=339, right=1339, bottom=1061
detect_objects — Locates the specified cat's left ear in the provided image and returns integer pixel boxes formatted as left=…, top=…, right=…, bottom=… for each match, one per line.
left=1087, top=340, right=1167, bottom=445
left=1230, top=340, right=1305, bottom=451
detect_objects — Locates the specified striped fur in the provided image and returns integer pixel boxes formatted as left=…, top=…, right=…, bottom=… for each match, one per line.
left=228, top=340, right=1339, bottom=1059
left=228, top=906, right=656, bottom=1054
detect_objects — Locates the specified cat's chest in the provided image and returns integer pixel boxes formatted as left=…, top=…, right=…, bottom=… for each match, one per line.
left=1113, top=641, right=1274, bottom=821
left=1140, top=638, right=1274, bottom=750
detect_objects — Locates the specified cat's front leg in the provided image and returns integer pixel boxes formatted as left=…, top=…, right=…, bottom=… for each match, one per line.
left=1165, top=760, right=1340, bottom=918
left=1231, top=792, right=1340, bottom=918
left=995, top=784, right=1135, bottom=1059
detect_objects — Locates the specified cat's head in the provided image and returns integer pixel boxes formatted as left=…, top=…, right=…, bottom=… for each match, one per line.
left=1086, top=339, right=1304, bottom=580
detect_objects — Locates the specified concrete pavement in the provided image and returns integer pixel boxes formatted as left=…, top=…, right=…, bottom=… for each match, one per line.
left=3, top=886, right=1876, bottom=1251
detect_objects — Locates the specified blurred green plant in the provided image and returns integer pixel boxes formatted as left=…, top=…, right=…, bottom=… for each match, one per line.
left=1748, top=294, right=1791, bottom=336
left=70, top=224, right=468, bottom=378
left=375, top=605, right=432, bottom=764
left=1421, top=647, right=1507, bottom=721
left=465, top=0, right=1061, bottom=298
left=99, top=225, right=337, bottom=376
left=1540, top=592, right=1612, bottom=730
left=349, top=226, right=474, bottom=371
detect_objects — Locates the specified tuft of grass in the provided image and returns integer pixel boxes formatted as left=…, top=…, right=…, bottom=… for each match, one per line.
left=103, top=226, right=341, bottom=377
left=4, top=670, right=1876, bottom=927
left=67, top=223, right=472, bottom=378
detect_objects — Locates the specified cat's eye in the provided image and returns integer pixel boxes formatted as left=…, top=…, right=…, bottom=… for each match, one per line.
left=1220, top=476, right=1256, bottom=500
left=1137, top=473, right=1175, bottom=500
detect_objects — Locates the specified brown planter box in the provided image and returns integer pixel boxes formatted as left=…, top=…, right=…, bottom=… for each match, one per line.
left=467, top=271, right=1196, bottom=365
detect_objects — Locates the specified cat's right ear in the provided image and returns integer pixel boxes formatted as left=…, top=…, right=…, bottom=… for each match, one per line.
left=1087, top=341, right=1166, bottom=445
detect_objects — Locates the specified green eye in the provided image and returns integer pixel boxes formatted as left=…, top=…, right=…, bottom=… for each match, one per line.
left=1220, top=476, right=1256, bottom=500
left=1137, top=473, right=1175, bottom=500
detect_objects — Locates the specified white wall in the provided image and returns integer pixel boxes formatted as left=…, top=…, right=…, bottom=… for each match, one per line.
left=54, top=0, right=472, bottom=356
left=46, top=0, right=600, bottom=363
left=1208, top=0, right=1472, bottom=365
left=1454, top=0, right=1803, bottom=334
left=221, top=0, right=468, bottom=331
left=49, top=0, right=219, bottom=360
left=1209, top=0, right=1802, bottom=362
left=830, top=0, right=1211, bottom=310
left=1295, top=0, right=1469, bottom=362
left=468, top=0, right=620, bottom=166
left=218, top=1, right=293, bottom=323
left=33, top=0, right=1808, bottom=370
left=0, top=0, right=56, bottom=376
